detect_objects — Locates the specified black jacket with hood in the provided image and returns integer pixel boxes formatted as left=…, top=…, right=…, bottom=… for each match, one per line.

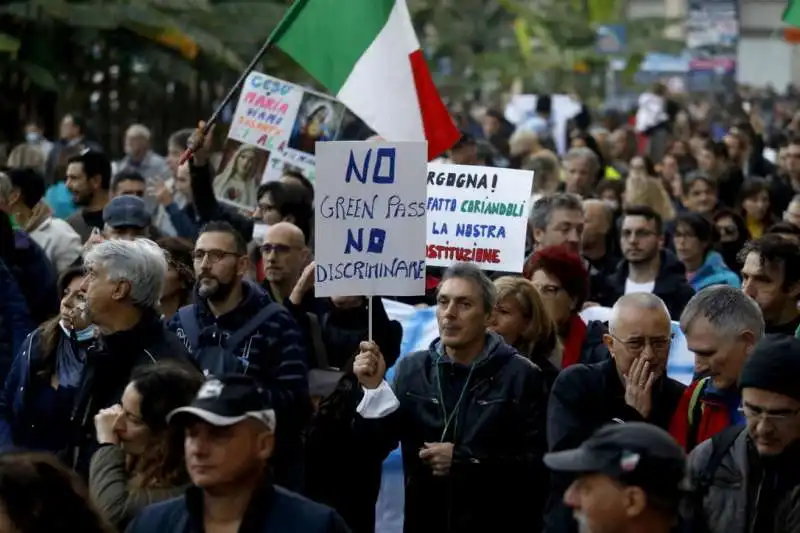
left=601, top=249, right=695, bottom=319
left=357, top=332, right=549, bottom=533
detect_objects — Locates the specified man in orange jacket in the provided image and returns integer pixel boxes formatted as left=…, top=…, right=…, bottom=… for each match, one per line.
left=669, top=286, right=764, bottom=451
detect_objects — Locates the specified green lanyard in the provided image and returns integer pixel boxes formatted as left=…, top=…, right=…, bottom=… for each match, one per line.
left=435, top=357, right=476, bottom=442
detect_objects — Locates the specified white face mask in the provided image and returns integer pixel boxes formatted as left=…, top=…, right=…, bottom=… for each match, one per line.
left=25, top=132, right=41, bottom=143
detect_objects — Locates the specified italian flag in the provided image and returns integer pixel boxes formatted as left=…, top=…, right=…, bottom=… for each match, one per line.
left=785, top=0, right=800, bottom=28
left=276, top=0, right=460, bottom=161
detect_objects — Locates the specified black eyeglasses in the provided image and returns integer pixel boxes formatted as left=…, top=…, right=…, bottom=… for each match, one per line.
left=192, top=249, right=240, bottom=264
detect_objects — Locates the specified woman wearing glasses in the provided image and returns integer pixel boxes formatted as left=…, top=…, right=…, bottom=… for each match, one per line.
left=524, top=245, right=609, bottom=369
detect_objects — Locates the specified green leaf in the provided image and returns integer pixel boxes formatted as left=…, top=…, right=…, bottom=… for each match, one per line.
left=18, top=61, right=58, bottom=90
left=0, top=33, right=21, bottom=53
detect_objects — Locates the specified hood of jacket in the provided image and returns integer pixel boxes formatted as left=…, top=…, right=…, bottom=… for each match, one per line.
left=691, top=251, right=741, bottom=291
left=429, top=330, right=517, bottom=369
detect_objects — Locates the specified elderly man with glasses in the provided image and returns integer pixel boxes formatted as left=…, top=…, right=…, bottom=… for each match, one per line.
left=544, top=292, right=686, bottom=533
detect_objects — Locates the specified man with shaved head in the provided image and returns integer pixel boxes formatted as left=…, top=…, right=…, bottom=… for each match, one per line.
left=544, top=292, right=685, bottom=533
left=582, top=198, right=618, bottom=303
left=262, top=221, right=310, bottom=305
left=261, top=221, right=327, bottom=370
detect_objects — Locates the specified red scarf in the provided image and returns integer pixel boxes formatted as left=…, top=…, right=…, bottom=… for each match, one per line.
left=562, top=315, right=588, bottom=368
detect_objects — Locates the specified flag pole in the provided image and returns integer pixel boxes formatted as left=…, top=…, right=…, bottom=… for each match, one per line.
left=179, top=0, right=311, bottom=165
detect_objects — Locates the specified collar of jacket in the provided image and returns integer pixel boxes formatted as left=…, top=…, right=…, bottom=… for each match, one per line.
left=98, top=309, right=164, bottom=355
left=185, top=476, right=274, bottom=532
left=197, top=280, right=266, bottom=327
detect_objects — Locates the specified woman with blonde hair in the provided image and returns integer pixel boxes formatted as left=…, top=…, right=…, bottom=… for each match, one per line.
left=490, top=276, right=562, bottom=388
left=624, top=174, right=676, bottom=223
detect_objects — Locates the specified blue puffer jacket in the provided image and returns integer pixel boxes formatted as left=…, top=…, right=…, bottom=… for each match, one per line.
left=0, top=259, right=33, bottom=382
left=689, top=250, right=741, bottom=292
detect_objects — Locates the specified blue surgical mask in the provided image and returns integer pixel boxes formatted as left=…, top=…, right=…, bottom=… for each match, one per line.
left=25, top=132, right=41, bottom=144
left=59, top=320, right=96, bottom=342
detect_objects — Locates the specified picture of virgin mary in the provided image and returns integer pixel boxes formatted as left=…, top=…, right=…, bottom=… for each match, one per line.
left=288, top=102, right=334, bottom=155
left=213, top=143, right=263, bottom=207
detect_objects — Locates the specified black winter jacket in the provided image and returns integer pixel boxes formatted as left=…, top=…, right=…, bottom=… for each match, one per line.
left=357, top=332, right=549, bottom=533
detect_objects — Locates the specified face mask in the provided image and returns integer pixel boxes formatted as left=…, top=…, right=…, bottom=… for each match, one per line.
left=25, top=132, right=41, bottom=143
left=59, top=320, right=96, bottom=342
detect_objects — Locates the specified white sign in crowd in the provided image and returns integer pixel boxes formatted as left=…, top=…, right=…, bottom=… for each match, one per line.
left=314, top=142, right=428, bottom=298
left=426, top=164, right=533, bottom=274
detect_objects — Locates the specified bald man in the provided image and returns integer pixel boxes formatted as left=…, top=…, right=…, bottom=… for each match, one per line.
left=262, top=221, right=309, bottom=305
left=583, top=199, right=618, bottom=304
left=544, top=292, right=685, bottom=533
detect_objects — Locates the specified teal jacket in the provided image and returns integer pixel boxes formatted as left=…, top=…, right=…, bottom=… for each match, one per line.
left=689, top=251, right=741, bottom=292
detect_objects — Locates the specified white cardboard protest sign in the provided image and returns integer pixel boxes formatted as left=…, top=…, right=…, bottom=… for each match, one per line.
left=314, top=142, right=428, bottom=297
left=426, top=164, right=533, bottom=273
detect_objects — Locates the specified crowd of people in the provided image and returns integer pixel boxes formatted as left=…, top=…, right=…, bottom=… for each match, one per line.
left=0, top=82, right=798, bottom=533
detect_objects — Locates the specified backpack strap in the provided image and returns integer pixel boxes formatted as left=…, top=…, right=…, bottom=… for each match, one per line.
left=178, top=305, right=200, bottom=353
left=222, top=303, right=285, bottom=358
left=693, top=424, right=744, bottom=530
left=687, top=376, right=711, bottom=451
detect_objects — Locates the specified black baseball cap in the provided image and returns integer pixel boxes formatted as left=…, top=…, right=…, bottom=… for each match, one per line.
left=544, top=423, right=686, bottom=496
left=103, top=195, right=150, bottom=229
left=167, top=375, right=276, bottom=432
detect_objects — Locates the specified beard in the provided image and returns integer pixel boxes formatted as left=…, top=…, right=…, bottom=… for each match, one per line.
left=197, top=275, right=236, bottom=302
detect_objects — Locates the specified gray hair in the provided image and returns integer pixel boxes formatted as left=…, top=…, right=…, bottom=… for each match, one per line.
left=0, top=172, right=10, bottom=201
left=84, top=238, right=167, bottom=310
left=439, top=262, right=497, bottom=314
left=680, top=285, right=764, bottom=340
left=609, top=293, right=670, bottom=333
left=564, top=147, right=600, bottom=175
left=529, top=192, right=583, bottom=230
left=126, top=124, right=152, bottom=140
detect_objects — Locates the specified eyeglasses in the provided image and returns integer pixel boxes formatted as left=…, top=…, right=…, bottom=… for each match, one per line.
left=192, top=249, right=240, bottom=264
left=739, top=403, right=800, bottom=426
left=260, top=243, right=295, bottom=255
left=609, top=334, right=672, bottom=355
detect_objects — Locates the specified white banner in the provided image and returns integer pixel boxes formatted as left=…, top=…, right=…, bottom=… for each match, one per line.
left=314, top=142, right=428, bottom=297
left=426, top=164, right=533, bottom=273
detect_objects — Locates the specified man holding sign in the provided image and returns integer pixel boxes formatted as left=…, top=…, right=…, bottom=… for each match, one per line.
left=353, top=264, right=549, bottom=533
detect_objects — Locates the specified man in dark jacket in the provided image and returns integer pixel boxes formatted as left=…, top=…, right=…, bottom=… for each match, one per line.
left=168, top=221, right=309, bottom=491
left=601, top=206, right=694, bottom=319
left=73, top=238, right=192, bottom=475
left=683, top=336, right=800, bottom=533
left=353, top=263, right=549, bottom=533
left=545, top=293, right=686, bottom=533
left=127, top=375, right=350, bottom=533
